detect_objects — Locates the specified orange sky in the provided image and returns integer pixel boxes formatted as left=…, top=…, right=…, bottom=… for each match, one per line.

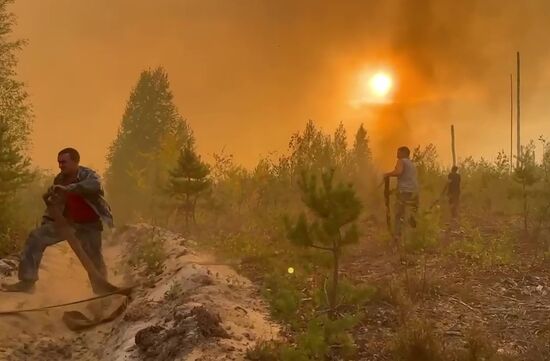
left=11, top=0, right=550, bottom=173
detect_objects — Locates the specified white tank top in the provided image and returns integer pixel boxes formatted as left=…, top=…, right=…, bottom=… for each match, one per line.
left=397, top=158, right=418, bottom=193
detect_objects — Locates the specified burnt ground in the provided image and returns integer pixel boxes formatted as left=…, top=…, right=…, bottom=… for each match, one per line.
left=343, top=225, right=550, bottom=360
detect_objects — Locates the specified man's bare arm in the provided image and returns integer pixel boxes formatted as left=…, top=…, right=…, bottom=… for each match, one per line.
left=384, top=159, right=404, bottom=178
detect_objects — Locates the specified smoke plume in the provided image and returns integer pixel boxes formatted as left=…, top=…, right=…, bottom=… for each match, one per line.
left=10, top=0, right=550, bottom=171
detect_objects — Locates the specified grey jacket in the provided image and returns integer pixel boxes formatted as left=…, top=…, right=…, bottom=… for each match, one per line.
left=43, top=166, right=114, bottom=228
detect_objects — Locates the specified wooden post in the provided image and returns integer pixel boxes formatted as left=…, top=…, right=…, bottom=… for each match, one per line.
left=451, top=124, right=456, bottom=167
left=510, top=74, right=513, bottom=172
left=516, top=51, right=521, bottom=167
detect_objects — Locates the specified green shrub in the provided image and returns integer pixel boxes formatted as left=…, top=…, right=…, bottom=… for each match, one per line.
left=312, top=278, right=375, bottom=311
left=164, top=281, right=183, bottom=301
left=266, top=284, right=302, bottom=326
left=128, top=227, right=167, bottom=275
left=405, top=208, right=441, bottom=252
left=246, top=341, right=282, bottom=361
left=449, top=224, right=515, bottom=267
left=280, top=315, right=361, bottom=361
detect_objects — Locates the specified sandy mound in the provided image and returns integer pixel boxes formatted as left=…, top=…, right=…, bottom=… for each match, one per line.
left=0, top=224, right=280, bottom=361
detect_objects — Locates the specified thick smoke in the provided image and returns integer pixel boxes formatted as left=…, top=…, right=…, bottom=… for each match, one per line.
left=368, top=0, right=550, bottom=166
left=11, top=0, right=550, bottom=171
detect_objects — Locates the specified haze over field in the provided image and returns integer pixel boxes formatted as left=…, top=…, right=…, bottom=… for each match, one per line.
left=4, top=2, right=550, bottom=360
left=11, top=0, right=550, bottom=172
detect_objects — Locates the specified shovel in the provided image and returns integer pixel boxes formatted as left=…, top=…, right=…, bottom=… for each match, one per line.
left=44, top=189, right=128, bottom=295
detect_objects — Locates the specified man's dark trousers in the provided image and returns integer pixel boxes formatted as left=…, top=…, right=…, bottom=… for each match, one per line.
left=18, top=220, right=107, bottom=282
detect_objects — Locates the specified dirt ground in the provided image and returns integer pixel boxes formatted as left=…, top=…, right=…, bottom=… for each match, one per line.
left=2, top=221, right=548, bottom=361
left=0, top=224, right=280, bottom=361
left=343, top=227, right=550, bottom=360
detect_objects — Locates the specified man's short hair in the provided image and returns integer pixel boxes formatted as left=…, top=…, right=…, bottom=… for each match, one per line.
left=58, top=147, right=80, bottom=163
left=398, top=146, right=411, bottom=157
left=451, top=166, right=459, bottom=172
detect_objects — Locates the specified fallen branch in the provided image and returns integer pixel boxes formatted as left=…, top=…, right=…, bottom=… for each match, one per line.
left=234, top=306, right=248, bottom=314
left=444, top=330, right=462, bottom=337
left=497, top=293, right=523, bottom=304
left=449, top=296, right=477, bottom=312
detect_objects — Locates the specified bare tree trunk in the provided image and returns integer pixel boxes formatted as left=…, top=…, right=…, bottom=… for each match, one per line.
left=184, top=193, right=190, bottom=229
left=517, top=51, right=521, bottom=168
left=192, top=197, right=197, bottom=225
left=522, top=183, right=528, bottom=234
left=451, top=125, right=456, bottom=167
left=510, top=74, right=514, bottom=173
left=329, top=239, right=340, bottom=320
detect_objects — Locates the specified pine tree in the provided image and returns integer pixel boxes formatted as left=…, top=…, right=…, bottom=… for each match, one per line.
left=105, top=67, right=193, bottom=223
left=349, top=124, right=379, bottom=212
left=286, top=169, right=362, bottom=319
left=168, top=143, right=210, bottom=228
left=351, top=124, right=371, bottom=172
left=0, top=0, right=32, bottom=251
left=288, top=120, right=332, bottom=179
left=332, top=122, right=348, bottom=171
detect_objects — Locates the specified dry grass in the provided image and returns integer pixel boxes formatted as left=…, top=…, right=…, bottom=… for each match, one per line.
left=392, top=321, right=517, bottom=361
left=392, top=318, right=445, bottom=361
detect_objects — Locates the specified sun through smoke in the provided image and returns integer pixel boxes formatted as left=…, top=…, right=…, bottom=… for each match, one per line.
left=350, top=68, right=396, bottom=108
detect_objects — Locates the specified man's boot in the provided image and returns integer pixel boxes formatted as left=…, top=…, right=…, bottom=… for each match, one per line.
left=1, top=280, right=36, bottom=293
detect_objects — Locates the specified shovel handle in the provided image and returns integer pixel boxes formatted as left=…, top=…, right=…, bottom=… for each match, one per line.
left=45, top=190, right=119, bottom=294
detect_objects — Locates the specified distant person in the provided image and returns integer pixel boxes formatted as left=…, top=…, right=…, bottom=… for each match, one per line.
left=384, top=146, right=419, bottom=241
left=2, top=148, right=113, bottom=293
left=446, top=166, right=461, bottom=219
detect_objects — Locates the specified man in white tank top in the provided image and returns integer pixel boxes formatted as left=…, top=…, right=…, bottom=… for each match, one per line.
left=384, top=146, right=419, bottom=240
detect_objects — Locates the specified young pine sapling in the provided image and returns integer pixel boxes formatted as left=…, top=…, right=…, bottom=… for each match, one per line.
left=168, top=143, right=211, bottom=228
left=286, top=169, right=362, bottom=319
